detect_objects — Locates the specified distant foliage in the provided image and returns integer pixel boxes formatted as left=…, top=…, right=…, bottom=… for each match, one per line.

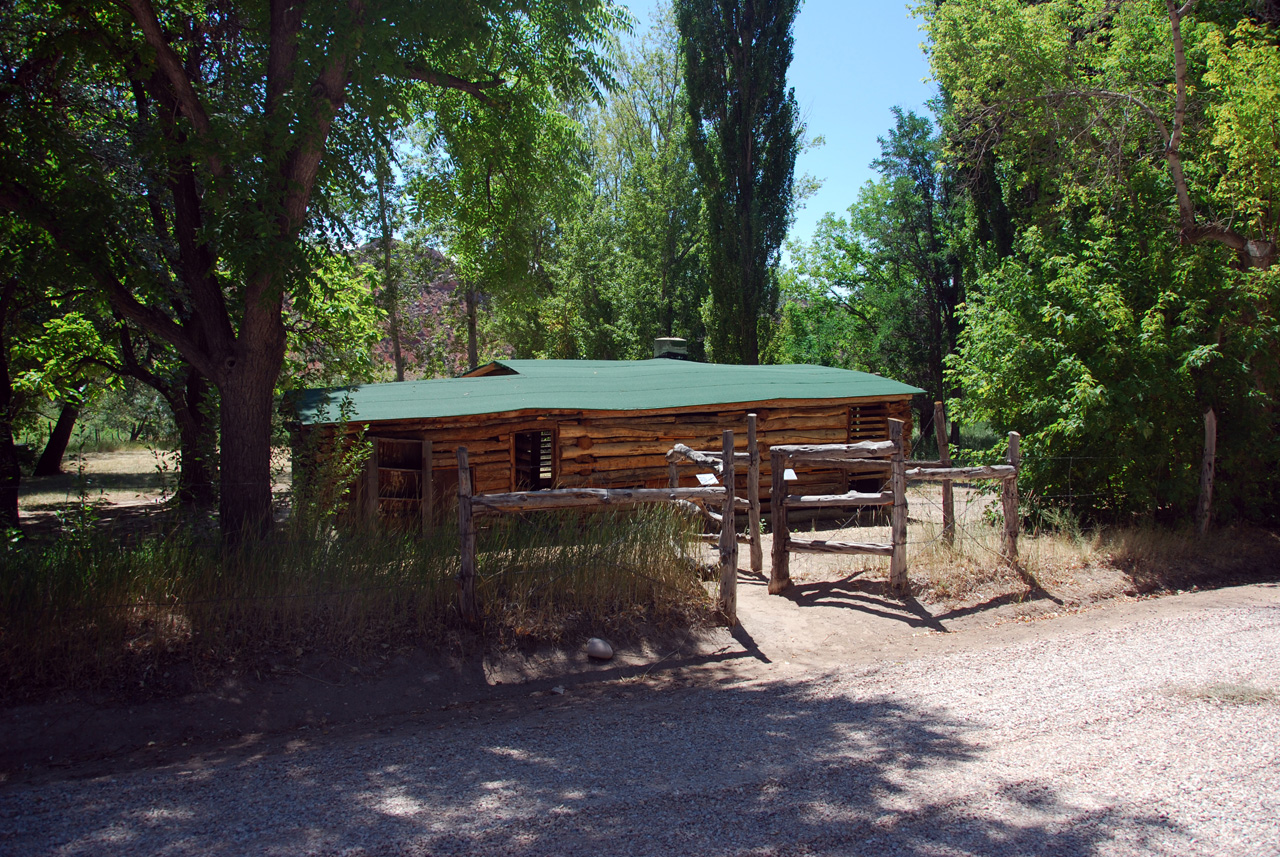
left=921, top=0, right=1280, bottom=522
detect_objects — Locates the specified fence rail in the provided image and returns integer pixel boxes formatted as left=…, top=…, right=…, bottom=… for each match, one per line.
left=452, top=407, right=1021, bottom=626
left=665, top=413, right=762, bottom=576
left=456, top=431, right=742, bottom=626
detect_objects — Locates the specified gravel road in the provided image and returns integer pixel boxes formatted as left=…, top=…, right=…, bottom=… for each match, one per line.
left=4, top=587, right=1279, bottom=856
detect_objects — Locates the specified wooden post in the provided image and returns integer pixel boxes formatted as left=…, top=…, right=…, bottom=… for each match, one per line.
left=456, top=446, right=479, bottom=624
left=668, top=457, right=679, bottom=489
left=1002, top=432, right=1021, bottom=565
left=364, top=437, right=380, bottom=526
left=1196, top=408, right=1216, bottom=538
left=934, top=401, right=954, bottom=546
left=421, top=439, right=433, bottom=532
left=769, top=448, right=790, bottom=594
left=719, top=430, right=738, bottom=625
left=747, top=413, right=763, bottom=575
left=888, top=419, right=908, bottom=595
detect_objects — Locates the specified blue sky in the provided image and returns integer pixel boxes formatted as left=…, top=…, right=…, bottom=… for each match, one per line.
left=616, top=0, right=936, bottom=248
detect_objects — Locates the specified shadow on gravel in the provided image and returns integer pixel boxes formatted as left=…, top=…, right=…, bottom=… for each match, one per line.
left=3, top=678, right=1184, bottom=856
left=784, top=579, right=950, bottom=633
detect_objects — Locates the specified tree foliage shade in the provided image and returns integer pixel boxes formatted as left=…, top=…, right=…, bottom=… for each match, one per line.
left=0, top=0, right=621, bottom=537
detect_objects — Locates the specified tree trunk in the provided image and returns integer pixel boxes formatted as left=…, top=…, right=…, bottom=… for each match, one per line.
left=173, top=369, right=218, bottom=508
left=218, top=358, right=281, bottom=541
left=465, top=286, right=479, bottom=371
left=0, top=288, right=19, bottom=529
left=376, top=151, right=405, bottom=381
left=33, top=401, right=79, bottom=476
left=0, top=427, right=18, bottom=530
left=0, top=377, right=18, bottom=530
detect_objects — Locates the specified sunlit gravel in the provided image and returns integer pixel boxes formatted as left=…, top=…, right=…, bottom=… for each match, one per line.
left=3, top=596, right=1279, bottom=856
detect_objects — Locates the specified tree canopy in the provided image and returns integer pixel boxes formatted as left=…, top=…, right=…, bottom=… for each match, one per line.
left=0, top=0, right=622, bottom=537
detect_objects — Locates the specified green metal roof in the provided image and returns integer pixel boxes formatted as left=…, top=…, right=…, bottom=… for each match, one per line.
left=289, top=359, right=923, bottom=426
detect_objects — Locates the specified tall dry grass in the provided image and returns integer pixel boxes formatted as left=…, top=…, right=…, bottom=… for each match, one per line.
left=0, top=504, right=708, bottom=700
left=909, top=515, right=1279, bottom=604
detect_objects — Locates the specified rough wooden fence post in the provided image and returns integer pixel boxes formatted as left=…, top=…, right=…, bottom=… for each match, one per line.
left=888, top=419, right=908, bottom=595
left=769, top=448, right=790, bottom=594
left=1196, top=408, right=1216, bottom=538
left=1003, top=432, right=1021, bottom=565
left=934, top=401, right=954, bottom=546
left=747, top=413, right=762, bottom=575
left=667, top=456, right=679, bottom=489
left=421, top=439, right=433, bottom=533
left=364, top=436, right=380, bottom=526
left=719, top=430, right=738, bottom=625
left=456, top=446, right=479, bottom=624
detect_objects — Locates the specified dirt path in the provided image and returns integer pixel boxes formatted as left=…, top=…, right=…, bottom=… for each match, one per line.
left=3, top=583, right=1278, bottom=855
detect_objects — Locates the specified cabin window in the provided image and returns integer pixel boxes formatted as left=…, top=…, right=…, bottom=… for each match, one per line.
left=848, top=403, right=890, bottom=441
left=513, top=430, right=556, bottom=490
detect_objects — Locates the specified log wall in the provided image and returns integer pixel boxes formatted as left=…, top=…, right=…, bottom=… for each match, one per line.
left=314, top=396, right=913, bottom=519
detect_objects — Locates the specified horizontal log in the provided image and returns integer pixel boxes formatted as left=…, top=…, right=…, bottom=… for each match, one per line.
left=472, top=486, right=737, bottom=512
left=557, top=468, right=668, bottom=486
left=786, top=538, right=894, bottom=557
left=560, top=454, right=670, bottom=471
left=905, top=465, right=1016, bottom=481
left=664, top=444, right=747, bottom=473
left=784, top=490, right=893, bottom=509
left=773, top=441, right=897, bottom=461
left=560, top=423, right=750, bottom=441
left=696, top=497, right=750, bottom=515
left=667, top=446, right=751, bottom=464
left=758, top=428, right=850, bottom=443
left=801, top=458, right=892, bottom=471
left=696, top=532, right=753, bottom=544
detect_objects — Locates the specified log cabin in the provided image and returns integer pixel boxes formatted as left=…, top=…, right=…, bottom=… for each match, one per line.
left=289, top=356, right=923, bottom=526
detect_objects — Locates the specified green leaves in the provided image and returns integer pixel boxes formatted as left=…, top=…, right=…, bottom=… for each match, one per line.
left=1205, top=19, right=1280, bottom=239
left=676, top=0, right=800, bottom=364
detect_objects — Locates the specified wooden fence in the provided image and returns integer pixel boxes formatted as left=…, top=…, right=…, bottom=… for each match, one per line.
left=769, top=419, right=908, bottom=595
left=455, top=431, right=742, bottom=626
left=768, top=419, right=1023, bottom=596
left=665, top=412, right=763, bottom=575
left=452, top=413, right=1022, bottom=628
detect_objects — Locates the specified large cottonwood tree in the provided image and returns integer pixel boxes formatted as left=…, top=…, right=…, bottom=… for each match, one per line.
left=0, top=0, right=620, bottom=538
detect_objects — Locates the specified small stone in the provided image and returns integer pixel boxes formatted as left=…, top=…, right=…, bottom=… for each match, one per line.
left=586, top=637, right=614, bottom=660
left=551, top=686, right=566, bottom=695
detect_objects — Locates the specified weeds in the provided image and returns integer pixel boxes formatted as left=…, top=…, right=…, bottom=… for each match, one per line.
left=1178, top=682, right=1276, bottom=706
left=473, top=505, right=706, bottom=642
left=0, top=502, right=707, bottom=701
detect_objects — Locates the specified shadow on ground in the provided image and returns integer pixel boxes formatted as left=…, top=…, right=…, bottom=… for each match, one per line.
left=3, top=678, right=1184, bottom=856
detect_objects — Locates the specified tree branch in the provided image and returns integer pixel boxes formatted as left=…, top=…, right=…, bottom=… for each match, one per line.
left=401, top=65, right=505, bottom=106
left=124, top=0, right=225, bottom=178
left=0, top=182, right=216, bottom=377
